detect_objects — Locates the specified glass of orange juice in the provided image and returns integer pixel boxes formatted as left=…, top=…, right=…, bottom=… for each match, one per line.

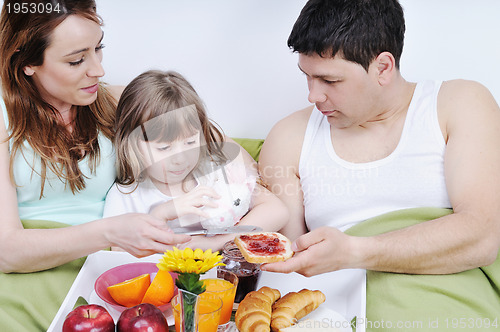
left=202, top=270, right=238, bottom=330
left=172, top=289, right=222, bottom=332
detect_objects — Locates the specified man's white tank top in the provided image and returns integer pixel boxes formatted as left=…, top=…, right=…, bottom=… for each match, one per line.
left=299, top=80, right=451, bottom=232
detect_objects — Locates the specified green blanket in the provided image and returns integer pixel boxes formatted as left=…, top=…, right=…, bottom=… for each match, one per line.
left=2, top=209, right=499, bottom=331
left=345, top=207, right=500, bottom=331
left=0, top=220, right=86, bottom=332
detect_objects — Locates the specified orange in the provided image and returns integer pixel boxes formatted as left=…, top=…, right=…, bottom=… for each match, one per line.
left=107, top=273, right=150, bottom=307
left=141, top=270, right=175, bottom=307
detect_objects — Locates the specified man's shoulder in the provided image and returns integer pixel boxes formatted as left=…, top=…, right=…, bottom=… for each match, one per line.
left=439, top=79, right=493, bottom=105
left=438, top=79, right=497, bottom=116
left=440, top=79, right=488, bottom=94
left=438, top=79, right=499, bottom=139
left=269, top=105, right=314, bottom=137
left=260, top=105, right=314, bottom=169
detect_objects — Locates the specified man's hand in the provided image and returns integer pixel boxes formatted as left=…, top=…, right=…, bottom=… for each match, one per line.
left=261, top=227, right=357, bottom=277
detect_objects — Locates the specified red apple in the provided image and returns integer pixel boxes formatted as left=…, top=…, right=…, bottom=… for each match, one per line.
left=117, top=303, right=168, bottom=332
left=63, top=304, right=114, bottom=332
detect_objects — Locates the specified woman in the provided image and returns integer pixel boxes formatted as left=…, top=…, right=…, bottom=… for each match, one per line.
left=0, top=1, right=191, bottom=330
left=0, top=1, right=192, bottom=273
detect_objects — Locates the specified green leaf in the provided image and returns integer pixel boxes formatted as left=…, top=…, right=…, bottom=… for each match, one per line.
left=351, top=316, right=357, bottom=332
left=176, top=273, right=206, bottom=295
left=73, top=296, right=88, bottom=310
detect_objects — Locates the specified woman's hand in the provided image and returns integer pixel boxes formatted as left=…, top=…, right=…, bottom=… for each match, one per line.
left=261, top=227, right=358, bottom=277
left=103, top=213, right=191, bottom=257
left=150, top=186, right=220, bottom=221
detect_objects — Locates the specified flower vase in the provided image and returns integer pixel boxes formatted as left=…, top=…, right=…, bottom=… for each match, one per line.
left=173, top=289, right=222, bottom=332
left=175, top=289, right=198, bottom=332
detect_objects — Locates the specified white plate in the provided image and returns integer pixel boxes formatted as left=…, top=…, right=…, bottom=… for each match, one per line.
left=257, top=269, right=366, bottom=332
left=282, top=306, right=352, bottom=331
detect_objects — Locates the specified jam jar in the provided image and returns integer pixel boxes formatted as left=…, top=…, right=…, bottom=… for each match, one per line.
left=217, top=240, right=262, bottom=303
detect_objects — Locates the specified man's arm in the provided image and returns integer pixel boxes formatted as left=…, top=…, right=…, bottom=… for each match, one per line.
left=259, top=106, right=313, bottom=241
left=263, top=80, right=500, bottom=276
left=357, top=80, right=500, bottom=273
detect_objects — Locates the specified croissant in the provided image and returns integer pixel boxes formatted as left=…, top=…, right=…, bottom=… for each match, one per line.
left=235, top=286, right=281, bottom=332
left=270, top=289, right=326, bottom=331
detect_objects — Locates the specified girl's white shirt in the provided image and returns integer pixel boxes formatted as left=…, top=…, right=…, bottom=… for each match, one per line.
left=103, top=156, right=256, bottom=229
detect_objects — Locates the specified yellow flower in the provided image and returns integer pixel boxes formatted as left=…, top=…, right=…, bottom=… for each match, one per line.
left=157, top=247, right=225, bottom=274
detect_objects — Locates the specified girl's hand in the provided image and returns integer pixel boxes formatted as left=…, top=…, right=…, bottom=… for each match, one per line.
left=104, top=213, right=191, bottom=257
left=151, top=186, right=220, bottom=221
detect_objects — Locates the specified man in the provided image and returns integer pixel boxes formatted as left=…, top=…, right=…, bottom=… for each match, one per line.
left=260, top=0, right=500, bottom=278
left=259, top=1, right=500, bottom=329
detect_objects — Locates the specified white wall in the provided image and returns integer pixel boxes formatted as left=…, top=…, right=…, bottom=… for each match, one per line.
left=400, top=0, right=500, bottom=97
left=97, top=0, right=500, bottom=139
left=97, top=0, right=310, bottom=139
left=4, top=1, right=500, bottom=138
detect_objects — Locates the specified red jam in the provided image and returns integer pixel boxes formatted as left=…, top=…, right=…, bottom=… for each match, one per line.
left=240, top=234, right=285, bottom=255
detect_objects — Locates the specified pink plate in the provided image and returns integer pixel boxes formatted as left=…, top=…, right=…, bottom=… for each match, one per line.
left=94, top=262, right=177, bottom=313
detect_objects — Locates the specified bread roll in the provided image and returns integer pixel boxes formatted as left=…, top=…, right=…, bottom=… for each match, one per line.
left=235, top=286, right=281, bottom=332
left=271, top=289, right=326, bottom=331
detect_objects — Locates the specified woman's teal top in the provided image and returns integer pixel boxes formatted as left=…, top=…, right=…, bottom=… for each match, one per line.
left=1, top=99, right=116, bottom=225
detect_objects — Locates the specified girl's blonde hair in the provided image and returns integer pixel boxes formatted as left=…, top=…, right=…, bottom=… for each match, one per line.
left=0, top=0, right=116, bottom=197
left=115, top=70, right=226, bottom=186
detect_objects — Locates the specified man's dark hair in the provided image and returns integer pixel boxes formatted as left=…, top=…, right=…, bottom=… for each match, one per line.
left=288, top=0, right=405, bottom=71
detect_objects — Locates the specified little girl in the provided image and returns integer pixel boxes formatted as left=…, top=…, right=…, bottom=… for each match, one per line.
left=103, top=70, right=288, bottom=250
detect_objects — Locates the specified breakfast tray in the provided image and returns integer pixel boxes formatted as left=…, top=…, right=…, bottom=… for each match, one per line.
left=49, top=250, right=366, bottom=332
